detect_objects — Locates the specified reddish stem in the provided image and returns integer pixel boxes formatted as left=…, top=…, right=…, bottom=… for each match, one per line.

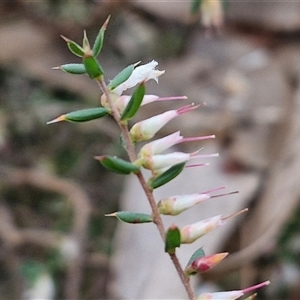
left=96, top=77, right=196, bottom=300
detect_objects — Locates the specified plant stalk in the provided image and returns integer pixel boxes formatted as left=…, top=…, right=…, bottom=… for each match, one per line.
left=96, top=77, right=196, bottom=300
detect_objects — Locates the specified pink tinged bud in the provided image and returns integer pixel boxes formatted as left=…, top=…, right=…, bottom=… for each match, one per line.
left=141, top=150, right=213, bottom=170
left=180, top=215, right=224, bottom=244
left=143, top=152, right=192, bottom=170
left=197, top=281, right=270, bottom=300
left=113, top=95, right=187, bottom=113
left=158, top=193, right=210, bottom=216
left=158, top=186, right=234, bottom=215
left=130, top=110, right=177, bottom=142
left=140, top=151, right=219, bottom=170
left=190, top=252, right=228, bottom=273
left=113, top=60, right=165, bottom=95
left=138, top=131, right=215, bottom=158
left=139, top=131, right=182, bottom=157
left=130, top=104, right=201, bottom=142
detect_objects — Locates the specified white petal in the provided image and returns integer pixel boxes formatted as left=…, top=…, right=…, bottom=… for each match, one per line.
left=113, top=60, right=165, bottom=95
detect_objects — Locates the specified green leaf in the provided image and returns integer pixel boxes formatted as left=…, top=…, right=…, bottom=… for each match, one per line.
left=61, top=35, right=85, bottom=57
left=95, top=155, right=140, bottom=174
left=165, top=225, right=181, bottom=254
left=58, top=63, right=86, bottom=75
left=83, top=55, right=104, bottom=79
left=186, top=247, right=205, bottom=268
left=47, top=107, right=110, bottom=124
left=191, top=0, right=202, bottom=14
left=106, top=211, right=153, bottom=224
left=93, top=15, right=111, bottom=57
left=65, top=107, right=109, bottom=122
left=121, top=83, right=145, bottom=121
left=149, top=162, right=186, bottom=189
left=108, top=64, right=135, bottom=90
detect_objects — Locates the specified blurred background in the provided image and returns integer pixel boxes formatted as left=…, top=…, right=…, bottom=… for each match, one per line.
left=0, top=1, right=300, bottom=299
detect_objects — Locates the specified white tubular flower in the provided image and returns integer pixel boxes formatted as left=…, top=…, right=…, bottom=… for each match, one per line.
left=142, top=151, right=193, bottom=170
left=139, top=131, right=182, bottom=157
left=197, top=281, right=270, bottom=300
left=158, top=193, right=210, bottom=216
left=139, top=151, right=218, bottom=171
left=109, top=95, right=186, bottom=113
left=130, top=104, right=200, bottom=142
left=113, top=60, right=165, bottom=95
left=180, top=215, right=224, bottom=244
left=158, top=187, right=236, bottom=216
left=138, top=131, right=215, bottom=158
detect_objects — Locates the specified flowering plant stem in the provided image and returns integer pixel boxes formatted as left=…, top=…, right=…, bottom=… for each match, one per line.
left=97, top=77, right=196, bottom=300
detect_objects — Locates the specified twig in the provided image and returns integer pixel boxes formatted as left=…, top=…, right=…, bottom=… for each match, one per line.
left=96, top=77, right=196, bottom=300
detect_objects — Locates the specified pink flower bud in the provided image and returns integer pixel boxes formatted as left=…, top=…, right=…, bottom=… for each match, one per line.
left=158, top=187, right=237, bottom=216
left=130, top=104, right=200, bottom=142
left=113, top=60, right=165, bottom=95
left=185, top=252, right=228, bottom=275
left=197, top=281, right=270, bottom=300
left=180, top=215, right=223, bottom=244
left=158, top=193, right=210, bottom=216
left=180, top=208, right=248, bottom=244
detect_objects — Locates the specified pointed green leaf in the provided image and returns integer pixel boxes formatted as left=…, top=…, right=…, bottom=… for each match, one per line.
left=47, top=107, right=109, bottom=124
left=65, top=107, right=109, bottom=122
left=61, top=35, right=85, bottom=57
left=121, top=83, right=145, bottom=121
left=191, top=0, right=202, bottom=14
left=93, top=15, right=111, bottom=57
left=149, top=162, right=186, bottom=189
left=95, top=155, right=140, bottom=174
left=83, top=55, right=104, bottom=79
left=165, top=225, right=181, bottom=254
left=56, top=63, right=86, bottom=75
left=186, top=248, right=205, bottom=268
left=106, top=211, right=153, bottom=224
left=108, top=64, right=135, bottom=90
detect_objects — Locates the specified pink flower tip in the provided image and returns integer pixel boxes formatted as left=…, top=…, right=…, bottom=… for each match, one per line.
left=242, top=281, right=270, bottom=294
